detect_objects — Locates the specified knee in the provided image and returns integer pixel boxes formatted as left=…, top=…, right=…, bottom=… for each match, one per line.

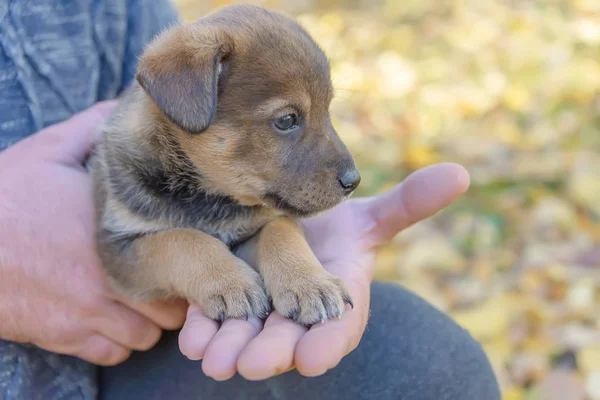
left=363, top=282, right=501, bottom=400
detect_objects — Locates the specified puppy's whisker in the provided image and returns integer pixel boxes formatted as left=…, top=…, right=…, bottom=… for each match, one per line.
left=333, top=87, right=357, bottom=94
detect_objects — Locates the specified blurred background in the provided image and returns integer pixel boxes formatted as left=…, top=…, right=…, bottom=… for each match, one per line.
left=173, top=1, right=600, bottom=398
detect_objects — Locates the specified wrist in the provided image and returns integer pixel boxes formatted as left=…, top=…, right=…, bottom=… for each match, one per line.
left=0, top=285, right=26, bottom=343
left=0, top=254, right=29, bottom=343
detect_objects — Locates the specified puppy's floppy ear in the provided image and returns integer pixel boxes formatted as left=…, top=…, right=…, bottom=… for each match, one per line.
left=136, top=24, right=232, bottom=133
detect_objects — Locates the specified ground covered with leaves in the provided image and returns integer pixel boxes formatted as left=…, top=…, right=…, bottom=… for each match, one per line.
left=175, top=1, right=600, bottom=398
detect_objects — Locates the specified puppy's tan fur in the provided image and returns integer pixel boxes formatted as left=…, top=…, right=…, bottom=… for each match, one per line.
left=89, top=4, right=359, bottom=325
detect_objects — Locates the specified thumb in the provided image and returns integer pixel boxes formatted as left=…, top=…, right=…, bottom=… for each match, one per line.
left=44, top=101, right=118, bottom=164
left=361, top=163, right=470, bottom=248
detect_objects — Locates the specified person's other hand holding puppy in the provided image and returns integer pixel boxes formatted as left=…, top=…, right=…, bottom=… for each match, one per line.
left=0, top=102, right=187, bottom=366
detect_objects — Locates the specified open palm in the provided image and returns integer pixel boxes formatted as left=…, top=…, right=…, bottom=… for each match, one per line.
left=178, top=163, right=470, bottom=380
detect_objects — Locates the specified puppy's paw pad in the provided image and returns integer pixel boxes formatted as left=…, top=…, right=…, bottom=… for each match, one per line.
left=271, top=273, right=352, bottom=326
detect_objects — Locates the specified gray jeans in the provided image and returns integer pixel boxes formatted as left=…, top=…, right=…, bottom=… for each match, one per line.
left=100, top=282, right=500, bottom=400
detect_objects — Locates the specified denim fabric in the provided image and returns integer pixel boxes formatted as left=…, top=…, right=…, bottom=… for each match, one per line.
left=0, top=1, right=179, bottom=398
left=0, top=0, right=179, bottom=150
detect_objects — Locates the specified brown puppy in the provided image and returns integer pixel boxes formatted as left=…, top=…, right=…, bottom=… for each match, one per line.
left=89, top=4, right=361, bottom=325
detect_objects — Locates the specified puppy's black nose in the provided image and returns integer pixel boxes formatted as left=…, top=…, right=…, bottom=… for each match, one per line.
left=338, top=169, right=361, bottom=193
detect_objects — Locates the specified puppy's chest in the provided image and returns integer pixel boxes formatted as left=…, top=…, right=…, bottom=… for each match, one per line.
left=145, top=198, right=275, bottom=247
left=107, top=193, right=274, bottom=249
left=161, top=193, right=278, bottom=246
left=194, top=212, right=273, bottom=247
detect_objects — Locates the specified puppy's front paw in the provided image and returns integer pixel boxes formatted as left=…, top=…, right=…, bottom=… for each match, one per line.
left=195, top=264, right=270, bottom=322
left=270, top=271, right=352, bottom=326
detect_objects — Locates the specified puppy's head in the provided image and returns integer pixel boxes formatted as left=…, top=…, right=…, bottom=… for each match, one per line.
left=136, top=4, right=360, bottom=217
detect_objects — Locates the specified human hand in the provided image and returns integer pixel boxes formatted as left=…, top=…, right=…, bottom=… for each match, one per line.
left=179, top=162, right=470, bottom=380
left=0, top=103, right=187, bottom=366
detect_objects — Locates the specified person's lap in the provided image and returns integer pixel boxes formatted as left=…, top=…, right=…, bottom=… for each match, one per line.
left=99, top=282, right=500, bottom=400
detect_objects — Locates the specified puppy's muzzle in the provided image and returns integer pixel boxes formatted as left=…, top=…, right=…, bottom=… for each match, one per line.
left=338, top=168, right=361, bottom=194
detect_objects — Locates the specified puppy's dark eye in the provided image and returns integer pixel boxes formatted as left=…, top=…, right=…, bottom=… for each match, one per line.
left=273, top=114, right=299, bottom=133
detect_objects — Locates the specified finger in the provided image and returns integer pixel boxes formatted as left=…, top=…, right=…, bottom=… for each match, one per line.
left=295, top=267, right=370, bottom=376
left=237, top=313, right=307, bottom=380
left=201, top=318, right=263, bottom=381
left=179, top=303, right=219, bottom=361
left=117, top=296, right=187, bottom=330
left=44, top=100, right=118, bottom=164
left=362, top=162, right=470, bottom=247
left=91, top=301, right=162, bottom=351
left=75, top=334, right=131, bottom=366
